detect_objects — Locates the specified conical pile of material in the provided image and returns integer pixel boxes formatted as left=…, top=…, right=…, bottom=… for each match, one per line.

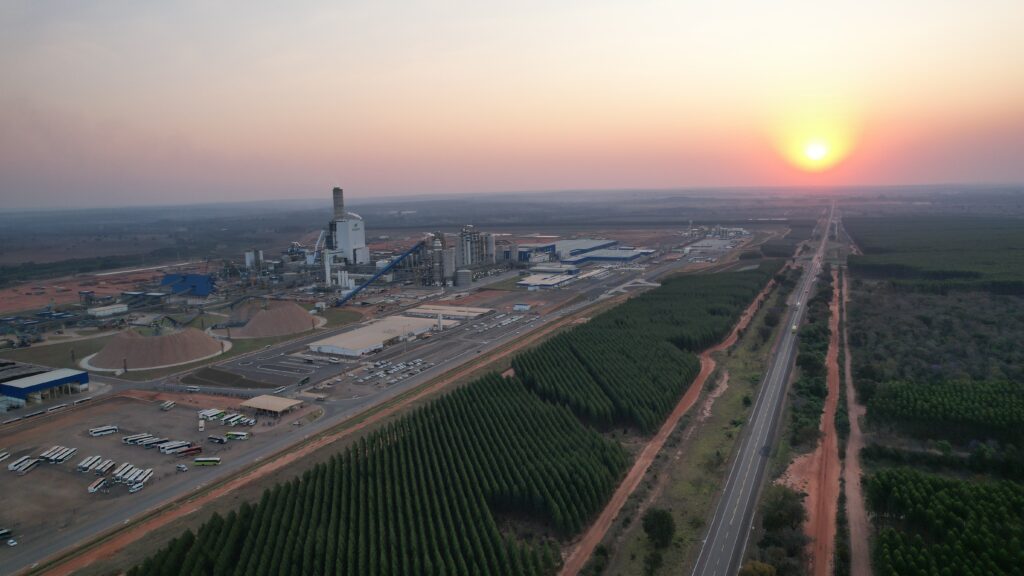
left=232, top=301, right=314, bottom=338
left=91, top=328, right=223, bottom=369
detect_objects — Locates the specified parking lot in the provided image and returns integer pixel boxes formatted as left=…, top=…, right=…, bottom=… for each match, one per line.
left=0, top=391, right=312, bottom=558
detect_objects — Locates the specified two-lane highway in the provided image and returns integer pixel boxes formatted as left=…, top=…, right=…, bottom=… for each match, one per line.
left=691, top=202, right=834, bottom=576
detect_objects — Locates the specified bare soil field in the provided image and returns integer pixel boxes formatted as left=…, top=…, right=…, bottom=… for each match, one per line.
left=0, top=271, right=162, bottom=315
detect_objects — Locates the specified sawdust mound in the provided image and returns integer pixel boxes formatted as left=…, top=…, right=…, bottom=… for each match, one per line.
left=92, top=328, right=223, bottom=369
left=232, top=301, right=313, bottom=338
left=228, top=301, right=264, bottom=325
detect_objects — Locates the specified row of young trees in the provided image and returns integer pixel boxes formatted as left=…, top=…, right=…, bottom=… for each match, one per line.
left=514, top=262, right=782, bottom=433
left=865, top=468, right=1024, bottom=576
left=867, top=380, right=1024, bottom=443
left=129, top=262, right=783, bottom=575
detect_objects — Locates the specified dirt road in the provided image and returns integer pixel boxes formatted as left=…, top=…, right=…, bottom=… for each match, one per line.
left=841, top=271, right=871, bottom=576
left=40, top=302, right=598, bottom=576
left=779, top=270, right=841, bottom=576
left=559, top=280, right=775, bottom=576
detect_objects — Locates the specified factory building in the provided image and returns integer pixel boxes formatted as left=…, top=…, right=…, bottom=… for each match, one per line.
left=554, top=239, right=618, bottom=259
left=161, top=274, right=216, bottom=303
left=87, top=303, right=128, bottom=318
left=308, top=316, right=459, bottom=357
left=0, top=368, right=90, bottom=409
left=327, top=187, right=370, bottom=265
left=513, top=238, right=615, bottom=264
left=404, top=305, right=493, bottom=320
left=561, top=248, right=654, bottom=265
left=516, top=274, right=575, bottom=289
left=244, top=249, right=264, bottom=269
left=529, top=264, right=580, bottom=275
left=454, top=226, right=497, bottom=268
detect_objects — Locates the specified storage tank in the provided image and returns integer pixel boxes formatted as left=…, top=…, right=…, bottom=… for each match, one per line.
left=455, top=269, right=473, bottom=287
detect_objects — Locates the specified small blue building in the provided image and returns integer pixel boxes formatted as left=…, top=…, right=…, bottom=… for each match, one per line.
left=0, top=368, right=90, bottom=405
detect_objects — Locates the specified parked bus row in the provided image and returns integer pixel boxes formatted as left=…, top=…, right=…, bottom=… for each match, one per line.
left=160, top=400, right=175, bottom=411
left=0, top=449, right=9, bottom=463
left=6, top=456, right=41, bottom=475
left=76, top=455, right=116, bottom=474
left=118, top=433, right=200, bottom=455
left=0, top=398, right=94, bottom=427
left=207, top=431, right=248, bottom=444
left=39, top=445, right=77, bottom=464
left=197, top=408, right=255, bottom=427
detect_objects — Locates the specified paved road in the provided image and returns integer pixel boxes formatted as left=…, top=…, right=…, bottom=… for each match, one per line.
left=691, top=203, right=834, bottom=576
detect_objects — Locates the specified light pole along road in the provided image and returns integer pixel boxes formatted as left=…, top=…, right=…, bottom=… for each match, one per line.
left=691, top=201, right=835, bottom=576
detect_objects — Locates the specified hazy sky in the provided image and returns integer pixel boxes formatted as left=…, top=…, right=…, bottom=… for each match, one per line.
left=2, top=1, right=1023, bottom=208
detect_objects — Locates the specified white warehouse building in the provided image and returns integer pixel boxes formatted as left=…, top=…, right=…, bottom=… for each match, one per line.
left=308, top=316, right=459, bottom=357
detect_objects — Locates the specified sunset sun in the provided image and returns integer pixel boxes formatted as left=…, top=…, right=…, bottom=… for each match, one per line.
left=804, top=141, right=829, bottom=162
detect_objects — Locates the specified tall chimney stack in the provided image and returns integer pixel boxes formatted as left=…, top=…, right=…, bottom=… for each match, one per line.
left=332, top=187, right=345, bottom=220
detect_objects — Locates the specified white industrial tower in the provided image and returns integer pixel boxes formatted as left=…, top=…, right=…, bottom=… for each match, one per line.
left=327, top=187, right=369, bottom=265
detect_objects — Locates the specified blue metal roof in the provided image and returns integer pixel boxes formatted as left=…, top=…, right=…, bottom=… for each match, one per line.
left=0, top=369, right=89, bottom=399
left=160, top=274, right=216, bottom=297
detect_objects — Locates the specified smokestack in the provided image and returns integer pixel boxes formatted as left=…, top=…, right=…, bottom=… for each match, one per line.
left=332, top=187, right=345, bottom=219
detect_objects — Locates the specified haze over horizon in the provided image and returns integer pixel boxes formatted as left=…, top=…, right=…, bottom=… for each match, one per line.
left=2, top=1, right=1023, bottom=209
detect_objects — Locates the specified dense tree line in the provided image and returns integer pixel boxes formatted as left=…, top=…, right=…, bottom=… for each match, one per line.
left=514, top=261, right=781, bottom=433
left=787, top=271, right=833, bottom=448
left=747, top=485, right=808, bottom=576
left=129, top=262, right=782, bottom=575
left=867, top=380, right=1024, bottom=443
left=860, top=443, right=1024, bottom=481
left=865, top=468, right=1024, bottom=576
left=845, top=216, right=1024, bottom=289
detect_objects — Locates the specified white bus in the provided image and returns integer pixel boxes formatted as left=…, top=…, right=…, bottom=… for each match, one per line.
left=88, top=425, right=118, bottom=437
left=225, top=431, right=249, bottom=441
left=7, top=455, right=31, bottom=472
left=159, top=441, right=190, bottom=454
left=88, top=478, right=107, bottom=493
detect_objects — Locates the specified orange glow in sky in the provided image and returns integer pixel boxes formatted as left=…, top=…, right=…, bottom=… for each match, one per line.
left=1, top=1, right=1023, bottom=207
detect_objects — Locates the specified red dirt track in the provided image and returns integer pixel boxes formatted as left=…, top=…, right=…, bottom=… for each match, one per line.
left=559, top=279, right=776, bottom=576
left=779, top=269, right=841, bottom=576
left=841, top=271, right=871, bottom=576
